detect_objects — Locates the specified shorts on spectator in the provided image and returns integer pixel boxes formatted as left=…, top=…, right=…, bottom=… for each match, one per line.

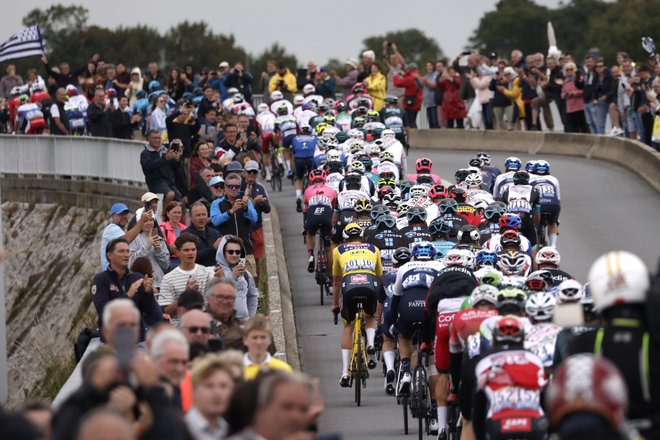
left=251, top=227, right=265, bottom=260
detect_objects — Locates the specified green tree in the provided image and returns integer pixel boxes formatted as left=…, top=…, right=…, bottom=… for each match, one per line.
left=548, top=0, right=608, bottom=59
left=250, top=43, right=298, bottom=78
left=362, top=29, right=444, bottom=67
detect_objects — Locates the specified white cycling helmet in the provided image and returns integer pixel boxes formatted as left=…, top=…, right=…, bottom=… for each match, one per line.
left=257, top=103, right=269, bottom=113
left=465, top=172, right=483, bottom=188
left=293, top=94, right=304, bottom=106
left=556, top=279, right=583, bottom=304
left=381, top=129, right=395, bottom=139
left=10, top=86, right=23, bottom=96
left=536, top=246, right=561, bottom=267
left=326, top=150, right=341, bottom=162
left=380, top=151, right=394, bottom=162
left=409, top=185, right=428, bottom=198
left=347, top=128, right=364, bottom=139
left=497, top=251, right=530, bottom=276
left=587, top=251, right=649, bottom=312
left=348, top=161, right=365, bottom=174
left=444, top=249, right=475, bottom=269
left=270, top=90, right=283, bottom=101
left=525, top=291, right=557, bottom=321
left=303, top=84, right=316, bottom=95
left=367, top=144, right=381, bottom=156
left=470, top=284, right=499, bottom=306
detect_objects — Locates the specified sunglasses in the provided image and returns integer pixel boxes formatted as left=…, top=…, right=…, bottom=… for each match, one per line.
left=185, top=326, right=210, bottom=334
left=226, top=184, right=240, bottom=189
left=212, top=184, right=224, bottom=189
left=247, top=170, right=259, bottom=174
left=225, top=249, right=241, bottom=255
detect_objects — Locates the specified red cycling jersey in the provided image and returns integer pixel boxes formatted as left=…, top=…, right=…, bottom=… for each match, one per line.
left=449, top=308, right=498, bottom=354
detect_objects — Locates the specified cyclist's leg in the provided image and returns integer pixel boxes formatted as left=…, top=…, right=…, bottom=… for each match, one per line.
left=261, top=133, right=273, bottom=179
left=434, top=311, right=455, bottom=435
left=546, top=203, right=560, bottom=248
left=282, top=136, right=294, bottom=175
left=339, top=284, right=358, bottom=381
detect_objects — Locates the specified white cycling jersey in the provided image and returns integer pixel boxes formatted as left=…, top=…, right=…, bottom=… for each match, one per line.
left=524, top=322, right=561, bottom=367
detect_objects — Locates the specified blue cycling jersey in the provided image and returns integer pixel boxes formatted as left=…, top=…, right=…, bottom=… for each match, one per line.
left=291, top=135, right=318, bottom=158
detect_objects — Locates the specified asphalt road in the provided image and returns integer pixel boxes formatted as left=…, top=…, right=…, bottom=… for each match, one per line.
left=267, top=149, right=660, bottom=440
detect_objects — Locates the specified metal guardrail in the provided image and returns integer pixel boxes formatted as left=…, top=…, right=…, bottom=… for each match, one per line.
left=0, top=135, right=146, bottom=185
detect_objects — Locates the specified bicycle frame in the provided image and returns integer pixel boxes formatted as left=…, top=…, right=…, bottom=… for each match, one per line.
left=349, top=299, right=369, bottom=406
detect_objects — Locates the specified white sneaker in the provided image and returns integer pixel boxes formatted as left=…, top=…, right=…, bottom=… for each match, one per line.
left=608, top=126, right=624, bottom=137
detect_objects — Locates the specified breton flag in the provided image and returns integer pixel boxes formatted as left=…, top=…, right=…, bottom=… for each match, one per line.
left=0, top=25, right=44, bottom=63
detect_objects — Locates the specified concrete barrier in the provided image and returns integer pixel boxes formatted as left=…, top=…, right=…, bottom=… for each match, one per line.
left=409, top=129, right=660, bottom=193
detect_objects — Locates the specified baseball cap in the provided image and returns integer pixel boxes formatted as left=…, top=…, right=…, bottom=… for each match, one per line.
left=226, top=161, right=244, bottom=172
left=245, top=160, right=260, bottom=172
left=219, top=61, right=229, bottom=69
left=178, top=288, right=204, bottom=309
left=109, top=203, right=130, bottom=216
left=140, top=192, right=159, bottom=203
left=227, top=87, right=239, bottom=95
left=209, top=176, right=225, bottom=187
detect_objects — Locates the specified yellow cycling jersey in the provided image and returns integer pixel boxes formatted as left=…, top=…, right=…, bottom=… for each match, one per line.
left=332, top=242, right=383, bottom=278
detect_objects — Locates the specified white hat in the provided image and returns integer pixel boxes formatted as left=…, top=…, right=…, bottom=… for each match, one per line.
left=219, top=61, right=229, bottom=68
left=141, top=192, right=159, bottom=202
left=362, top=50, right=376, bottom=62
left=346, top=58, right=359, bottom=69
left=245, top=160, right=260, bottom=172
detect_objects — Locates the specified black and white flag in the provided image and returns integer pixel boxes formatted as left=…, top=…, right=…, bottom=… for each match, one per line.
left=0, top=25, right=44, bottom=63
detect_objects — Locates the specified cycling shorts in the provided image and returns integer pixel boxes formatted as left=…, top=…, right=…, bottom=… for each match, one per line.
left=396, top=287, right=428, bottom=341
left=294, top=157, right=314, bottom=180
left=331, top=211, right=356, bottom=244
left=281, top=134, right=295, bottom=148
left=434, top=297, right=464, bottom=372
left=261, top=132, right=274, bottom=153
left=540, top=203, right=560, bottom=225
left=340, top=273, right=378, bottom=322
left=380, top=296, right=392, bottom=335
left=486, top=416, right=545, bottom=440
left=26, top=117, right=46, bottom=134
left=304, top=206, right=333, bottom=244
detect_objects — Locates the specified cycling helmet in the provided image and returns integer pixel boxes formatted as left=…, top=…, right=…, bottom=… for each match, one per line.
left=525, top=160, right=537, bottom=172
left=348, top=161, right=365, bottom=175
left=135, top=90, right=146, bottom=99
left=300, top=124, right=313, bottom=135
left=546, top=354, right=628, bottom=431
left=444, top=249, right=474, bottom=268
left=276, top=104, right=289, bottom=116
left=396, top=201, right=412, bottom=218
left=409, top=185, right=428, bottom=199
left=429, top=218, right=452, bottom=237
left=415, top=157, right=432, bottom=173
left=498, top=213, right=522, bottom=230
left=465, top=172, right=483, bottom=188
left=353, top=117, right=366, bottom=128
left=378, top=177, right=396, bottom=189
left=412, top=241, right=437, bottom=260
left=232, top=93, right=244, bottom=103
left=587, top=251, right=649, bottom=312
left=323, top=115, right=336, bottom=126
left=476, top=250, right=498, bottom=267
left=497, top=251, right=529, bottom=276
left=357, top=155, right=372, bottom=171
left=257, top=103, right=269, bottom=113
left=148, top=80, right=161, bottom=92
left=374, top=214, right=397, bottom=230
left=500, top=229, right=521, bottom=249
left=325, top=97, right=336, bottom=108
left=308, top=169, right=326, bottom=184
left=470, top=285, right=499, bottom=306
left=504, top=156, right=522, bottom=171
left=469, top=195, right=491, bottom=212
left=534, top=160, right=550, bottom=175
left=513, top=170, right=530, bottom=185
left=479, top=268, right=504, bottom=286
left=302, top=101, right=316, bottom=112
left=416, top=174, right=434, bottom=186
left=496, top=288, right=527, bottom=313
left=392, top=247, right=412, bottom=266
left=31, top=82, right=44, bottom=92
left=342, top=222, right=363, bottom=240
left=293, top=95, right=304, bottom=106
left=10, top=86, right=23, bottom=96
left=326, top=160, right=344, bottom=174
left=525, top=270, right=553, bottom=292
left=428, top=185, right=447, bottom=200
left=406, top=206, right=428, bottom=224
left=556, top=279, right=583, bottom=304
left=326, top=150, right=341, bottom=163
left=325, top=138, right=339, bottom=150
left=384, top=95, right=398, bottom=106
left=302, top=84, right=316, bottom=95
left=366, top=144, right=381, bottom=156
left=454, top=168, right=470, bottom=183
left=357, top=96, right=371, bottom=107
left=352, top=82, right=365, bottom=94
left=383, top=193, right=401, bottom=208
left=370, top=204, right=390, bottom=221
left=469, top=158, right=483, bottom=169
left=457, top=225, right=480, bottom=244
left=525, top=291, right=556, bottom=321
left=484, top=203, right=507, bottom=222
left=270, top=90, right=284, bottom=101
left=353, top=198, right=372, bottom=213
left=536, top=246, right=560, bottom=267
left=493, top=316, right=525, bottom=345
left=448, top=187, right=467, bottom=203
left=344, top=173, right=362, bottom=189
left=366, top=110, right=379, bottom=122
left=476, top=152, right=491, bottom=165
left=18, top=94, right=29, bottom=105
left=379, top=151, right=395, bottom=163
left=580, top=282, right=600, bottom=322
left=381, top=129, right=395, bottom=139
left=438, top=198, right=458, bottom=215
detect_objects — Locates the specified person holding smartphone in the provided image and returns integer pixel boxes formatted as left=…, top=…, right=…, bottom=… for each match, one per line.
left=215, top=235, right=259, bottom=320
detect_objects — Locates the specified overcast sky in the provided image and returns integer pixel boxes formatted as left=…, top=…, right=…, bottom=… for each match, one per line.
left=4, top=0, right=563, bottom=66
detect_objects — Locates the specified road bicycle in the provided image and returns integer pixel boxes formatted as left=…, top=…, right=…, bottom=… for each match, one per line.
left=314, top=231, right=331, bottom=305
left=446, top=395, right=462, bottom=440
left=397, top=323, right=431, bottom=438
left=268, top=145, right=287, bottom=192
left=334, top=296, right=369, bottom=407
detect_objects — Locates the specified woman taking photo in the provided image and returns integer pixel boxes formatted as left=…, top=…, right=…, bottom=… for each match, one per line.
left=189, top=140, right=214, bottom=187
left=129, top=217, right=170, bottom=290
left=160, top=202, right=187, bottom=268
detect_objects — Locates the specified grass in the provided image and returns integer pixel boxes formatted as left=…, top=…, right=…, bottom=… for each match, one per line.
left=257, top=259, right=269, bottom=315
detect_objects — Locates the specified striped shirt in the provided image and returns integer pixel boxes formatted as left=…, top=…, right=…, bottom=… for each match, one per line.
left=158, top=264, right=216, bottom=307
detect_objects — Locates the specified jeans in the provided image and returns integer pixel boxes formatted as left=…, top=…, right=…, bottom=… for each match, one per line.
left=481, top=102, right=494, bottom=129
left=593, top=101, right=608, bottom=134
left=405, top=110, right=418, bottom=128
left=584, top=102, right=599, bottom=134
left=426, top=106, right=439, bottom=128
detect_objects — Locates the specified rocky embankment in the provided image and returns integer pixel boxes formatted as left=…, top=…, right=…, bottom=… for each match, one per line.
left=2, top=202, right=107, bottom=406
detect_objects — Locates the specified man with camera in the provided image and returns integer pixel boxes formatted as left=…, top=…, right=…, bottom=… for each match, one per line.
left=268, top=62, right=298, bottom=101
left=166, top=101, right=200, bottom=158
left=140, top=129, right=183, bottom=209
left=224, top=62, right=254, bottom=105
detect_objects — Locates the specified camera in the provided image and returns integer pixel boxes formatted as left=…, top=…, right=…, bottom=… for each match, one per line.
left=169, top=142, right=181, bottom=152
left=387, top=42, right=393, bottom=49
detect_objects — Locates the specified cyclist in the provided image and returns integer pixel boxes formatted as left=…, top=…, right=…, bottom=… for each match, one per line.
left=555, top=279, right=583, bottom=304
left=474, top=249, right=500, bottom=278
left=500, top=171, right=541, bottom=247
left=303, top=169, right=338, bottom=273
left=364, top=213, right=406, bottom=271
left=331, top=174, right=369, bottom=245
left=339, top=161, right=376, bottom=197
left=492, top=156, right=522, bottom=201
left=269, top=90, right=293, bottom=114
left=357, top=155, right=379, bottom=187
left=332, top=223, right=383, bottom=387
left=352, top=198, right=374, bottom=229
left=531, top=160, right=561, bottom=248
left=346, top=82, right=373, bottom=111
left=302, top=83, right=324, bottom=106
left=478, top=202, right=506, bottom=245
left=273, top=103, right=298, bottom=178
left=485, top=213, right=532, bottom=256
left=437, top=198, right=468, bottom=240
left=560, top=251, right=660, bottom=438
left=324, top=155, right=345, bottom=192
left=473, top=316, right=547, bottom=440
left=376, top=150, right=401, bottom=182
left=15, top=94, right=46, bottom=134
left=292, top=94, right=305, bottom=119
left=405, top=157, right=442, bottom=185
left=296, top=101, right=317, bottom=128
left=497, top=251, right=533, bottom=287
left=291, top=124, right=318, bottom=212
left=428, top=218, right=457, bottom=259
left=476, top=152, right=501, bottom=191
left=256, top=103, right=277, bottom=180
left=380, top=96, right=407, bottom=146
left=335, top=101, right=352, bottom=132
left=454, top=224, right=482, bottom=253
left=524, top=291, right=561, bottom=371
left=534, top=246, right=573, bottom=286
left=402, top=207, right=433, bottom=244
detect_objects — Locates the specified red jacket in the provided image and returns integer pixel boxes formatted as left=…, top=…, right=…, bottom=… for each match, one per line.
left=392, top=69, right=422, bottom=112
left=438, top=76, right=466, bottom=120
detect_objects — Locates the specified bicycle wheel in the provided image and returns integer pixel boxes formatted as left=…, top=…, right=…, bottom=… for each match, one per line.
left=414, top=367, right=429, bottom=440
left=402, top=394, right=409, bottom=434
left=275, top=174, right=282, bottom=192
left=355, top=331, right=362, bottom=407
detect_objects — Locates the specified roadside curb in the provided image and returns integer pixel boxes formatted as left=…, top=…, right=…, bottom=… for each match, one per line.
left=262, top=208, right=301, bottom=371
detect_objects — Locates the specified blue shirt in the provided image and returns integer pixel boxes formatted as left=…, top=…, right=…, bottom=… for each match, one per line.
left=291, top=135, right=317, bottom=159
left=100, top=223, right=124, bottom=270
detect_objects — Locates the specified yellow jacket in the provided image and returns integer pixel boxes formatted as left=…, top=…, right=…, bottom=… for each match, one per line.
left=501, top=77, right=525, bottom=118
left=268, top=69, right=298, bottom=94
left=243, top=353, right=292, bottom=380
left=365, top=72, right=387, bottom=111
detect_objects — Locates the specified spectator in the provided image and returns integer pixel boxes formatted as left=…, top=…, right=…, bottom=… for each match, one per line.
left=151, top=329, right=190, bottom=409
left=198, top=85, right=219, bottom=122
left=244, top=161, right=270, bottom=279
left=333, top=59, right=359, bottom=98
left=128, top=216, right=170, bottom=290
left=210, top=173, right=258, bottom=273
left=166, top=102, right=200, bottom=157
left=109, top=95, right=139, bottom=139
left=180, top=309, right=214, bottom=348
left=177, top=290, right=206, bottom=318
left=160, top=201, right=187, bottom=267
left=77, top=60, right=97, bottom=99
left=581, top=55, right=597, bottom=133
left=74, top=409, right=136, bottom=440
left=242, top=314, right=292, bottom=380
left=143, top=61, right=167, bottom=91
left=125, top=67, right=144, bottom=107
left=268, top=62, right=298, bottom=100
left=414, top=61, right=441, bottom=128
left=519, top=54, right=540, bottom=130
left=364, top=63, right=387, bottom=112
left=561, top=62, right=589, bottom=133
left=198, top=107, right=221, bottom=144
left=315, top=67, right=336, bottom=100
left=617, top=60, right=636, bottom=139
left=40, top=54, right=78, bottom=89
left=140, top=130, right=183, bottom=209
left=113, top=62, right=130, bottom=97
left=490, top=61, right=513, bottom=130
left=188, top=168, right=218, bottom=207
left=215, top=236, right=259, bottom=320
left=358, top=50, right=376, bottom=82
left=259, top=60, right=277, bottom=100
left=632, top=64, right=654, bottom=145
left=224, top=63, right=254, bottom=104
left=498, top=66, right=524, bottom=130
left=185, top=355, right=235, bottom=440
left=216, top=123, right=248, bottom=166
left=87, top=88, right=113, bottom=137
left=590, top=58, right=614, bottom=135
left=382, top=42, right=407, bottom=101
left=21, top=400, right=52, bottom=440
left=236, top=114, right=260, bottom=157
left=49, top=87, right=69, bottom=135
left=190, top=140, right=214, bottom=187
left=168, top=67, right=186, bottom=102
left=159, top=233, right=221, bottom=321
left=206, top=277, right=246, bottom=351
left=467, top=66, right=492, bottom=130
left=0, top=64, right=24, bottom=99
left=91, top=240, right=163, bottom=340
left=149, top=94, right=168, bottom=137
left=393, top=63, right=422, bottom=128
left=437, top=65, right=467, bottom=129
left=100, top=203, right=151, bottom=270
left=183, top=202, right=222, bottom=267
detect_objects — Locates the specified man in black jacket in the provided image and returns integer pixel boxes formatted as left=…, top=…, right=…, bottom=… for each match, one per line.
left=49, top=87, right=69, bottom=135
left=244, top=160, right=271, bottom=280
left=87, top=88, right=113, bottom=137
left=166, top=102, right=200, bottom=157
left=140, top=130, right=182, bottom=208
left=183, top=202, right=221, bottom=267
left=109, top=96, right=139, bottom=139
left=223, top=62, right=254, bottom=104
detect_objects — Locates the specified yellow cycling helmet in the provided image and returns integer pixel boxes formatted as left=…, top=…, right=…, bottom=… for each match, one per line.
left=343, top=222, right=364, bottom=240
